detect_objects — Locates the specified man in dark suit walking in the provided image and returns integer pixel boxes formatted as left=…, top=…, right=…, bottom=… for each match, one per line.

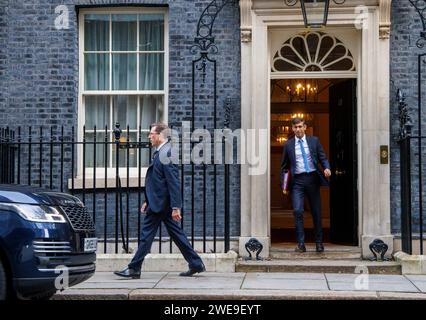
left=281, top=117, right=331, bottom=253
left=114, top=123, right=205, bottom=278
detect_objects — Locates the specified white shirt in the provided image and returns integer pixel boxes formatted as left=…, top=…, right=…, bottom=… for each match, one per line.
left=156, top=141, right=167, bottom=152
left=294, top=135, right=315, bottom=174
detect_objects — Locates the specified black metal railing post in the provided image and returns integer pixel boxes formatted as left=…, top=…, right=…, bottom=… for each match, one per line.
left=93, top=126, right=97, bottom=224
left=126, top=125, right=130, bottom=253
left=28, top=126, right=32, bottom=186
left=114, top=122, right=121, bottom=254
left=0, top=129, right=4, bottom=182
left=397, top=89, right=414, bottom=254
left=17, top=127, right=21, bottom=184
left=49, top=127, right=53, bottom=189
left=104, top=125, right=108, bottom=254
left=39, top=127, right=42, bottom=187
left=400, top=136, right=412, bottom=254
left=138, top=125, right=142, bottom=245
left=60, top=126, right=64, bottom=192
left=82, top=125, right=86, bottom=204
left=71, top=126, right=75, bottom=194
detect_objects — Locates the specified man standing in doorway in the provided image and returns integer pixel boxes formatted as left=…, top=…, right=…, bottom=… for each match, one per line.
left=281, top=117, right=331, bottom=253
left=114, top=123, right=205, bottom=278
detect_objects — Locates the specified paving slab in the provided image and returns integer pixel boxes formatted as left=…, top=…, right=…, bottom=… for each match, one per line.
left=405, top=275, right=426, bottom=282
left=242, top=278, right=329, bottom=291
left=86, top=271, right=166, bottom=282
left=408, top=281, right=426, bottom=292
left=154, top=274, right=244, bottom=290
left=165, top=272, right=246, bottom=278
left=246, top=272, right=326, bottom=280
left=328, top=281, right=419, bottom=293
left=325, top=274, right=408, bottom=283
left=72, top=281, right=159, bottom=289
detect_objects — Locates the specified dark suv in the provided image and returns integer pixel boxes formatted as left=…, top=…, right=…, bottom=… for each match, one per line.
left=0, top=184, right=97, bottom=300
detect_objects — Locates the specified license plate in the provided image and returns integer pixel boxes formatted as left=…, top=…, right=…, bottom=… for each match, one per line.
left=84, top=238, right=97, bottom=252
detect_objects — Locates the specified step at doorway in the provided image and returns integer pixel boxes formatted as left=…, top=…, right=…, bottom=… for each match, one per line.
left=270, top=243, right=361, bottom=260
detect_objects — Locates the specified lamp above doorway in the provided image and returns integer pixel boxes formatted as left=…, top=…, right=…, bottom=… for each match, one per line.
left=284, top=0, right=346, bottom=29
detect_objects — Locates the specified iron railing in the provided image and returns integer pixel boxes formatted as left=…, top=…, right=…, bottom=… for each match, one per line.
left=397, top=90, right=424, bottom=255
left=0, top=124, right=232, bottom=254
left=398, top=135, right=425, bottom=255
left=396, top=1, right=426, bottom=255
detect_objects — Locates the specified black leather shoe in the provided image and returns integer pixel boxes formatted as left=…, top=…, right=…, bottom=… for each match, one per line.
left=114, top=267, right=141, bottom=279
left=316, top=243, right=324, bottom=253
left=179, top=265, right=206, bottom=277
left=295, top=243, right=306, bottom=253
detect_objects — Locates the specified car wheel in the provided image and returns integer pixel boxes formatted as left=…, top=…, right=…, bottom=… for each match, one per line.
left=0, top=259, right=7, bottom=300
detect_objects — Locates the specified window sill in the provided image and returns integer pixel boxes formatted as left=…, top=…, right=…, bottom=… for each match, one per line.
left=68, top=176, right=146, bottom=190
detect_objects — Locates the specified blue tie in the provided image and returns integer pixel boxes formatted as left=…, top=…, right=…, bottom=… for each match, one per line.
left=152, top=150, right=159, bottom=161
left=298, top=139, right=310, bottom=172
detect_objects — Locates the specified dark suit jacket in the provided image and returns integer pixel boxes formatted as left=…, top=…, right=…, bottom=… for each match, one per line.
left=281, top=135, right=331, bottom=189
left=145, top=142, right=182, bottom=213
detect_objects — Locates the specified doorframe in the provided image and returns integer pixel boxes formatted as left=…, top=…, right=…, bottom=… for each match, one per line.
left=270, top=76, right=359, bottom=246
left=239, top=0, right=393, bottom=259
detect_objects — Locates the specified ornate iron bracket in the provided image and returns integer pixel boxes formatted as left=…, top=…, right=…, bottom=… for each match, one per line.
left=369, top=239, right=391, bottom=261
left=191, top=0, right=237, bottom=83
left=409, top=0, right=426, bottom=48
left=244, top=238, right=263, bottom=260
left=397, top=89, right=413, bottom=140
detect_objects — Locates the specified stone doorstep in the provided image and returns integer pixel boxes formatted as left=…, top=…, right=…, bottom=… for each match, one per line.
left=236, top=260, right=402, bottom=275
left=269, top=251, right=362, bottom=260
left=95, top=251, right=238, bottom=273
left=393, top=251, right=426, bottom=275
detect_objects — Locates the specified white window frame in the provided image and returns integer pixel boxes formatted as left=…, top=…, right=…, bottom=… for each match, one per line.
left=77, top=7, right=169, bottom=183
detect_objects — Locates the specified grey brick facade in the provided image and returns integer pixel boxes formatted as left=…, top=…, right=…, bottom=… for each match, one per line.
left=390, top=0, right=426, bottom=234
left=0, top=0, right=241, bottom=248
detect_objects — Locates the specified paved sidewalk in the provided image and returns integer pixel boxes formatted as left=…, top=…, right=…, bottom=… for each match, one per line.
left=53, top=272, right=426, bottom=300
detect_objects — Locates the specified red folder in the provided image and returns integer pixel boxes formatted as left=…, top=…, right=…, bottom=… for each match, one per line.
left=281, top=169, right=291, bottom=195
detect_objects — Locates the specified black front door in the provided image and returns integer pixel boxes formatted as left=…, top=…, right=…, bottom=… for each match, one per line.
left=329, top=79, right=358, bottom=245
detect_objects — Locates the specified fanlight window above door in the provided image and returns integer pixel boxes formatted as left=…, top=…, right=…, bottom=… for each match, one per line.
left=272, top=32, right=356, bottom=73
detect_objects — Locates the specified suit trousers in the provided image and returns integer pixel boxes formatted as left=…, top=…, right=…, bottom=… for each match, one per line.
left=291, top=172, right=323, bottom=244
left=128, top=208, right=204, bottom=271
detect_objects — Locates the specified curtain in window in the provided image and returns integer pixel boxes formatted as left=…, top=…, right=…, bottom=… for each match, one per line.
left=85, top=96, right=110, bottom=129
left=112, top=14, right=137, bottom=90
left=139, top=14, right=164, bottom=90
left=113, top=96, right=138, bottom=129
left=84, top=14, right=109, bottom=51
left=140, top=95, right=160, bottom=129
left=84, top=96, right=110, bottom=167
left=84, top=15, right=109, bottom=90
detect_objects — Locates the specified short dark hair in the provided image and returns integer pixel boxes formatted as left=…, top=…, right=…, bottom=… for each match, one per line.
left=291, top=117, right=305, bottom=126
left=151, top=122, right=168, bottom=134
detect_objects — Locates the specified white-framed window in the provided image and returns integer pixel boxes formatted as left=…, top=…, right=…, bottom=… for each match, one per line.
left=78, top=8, right=168, bottom=177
